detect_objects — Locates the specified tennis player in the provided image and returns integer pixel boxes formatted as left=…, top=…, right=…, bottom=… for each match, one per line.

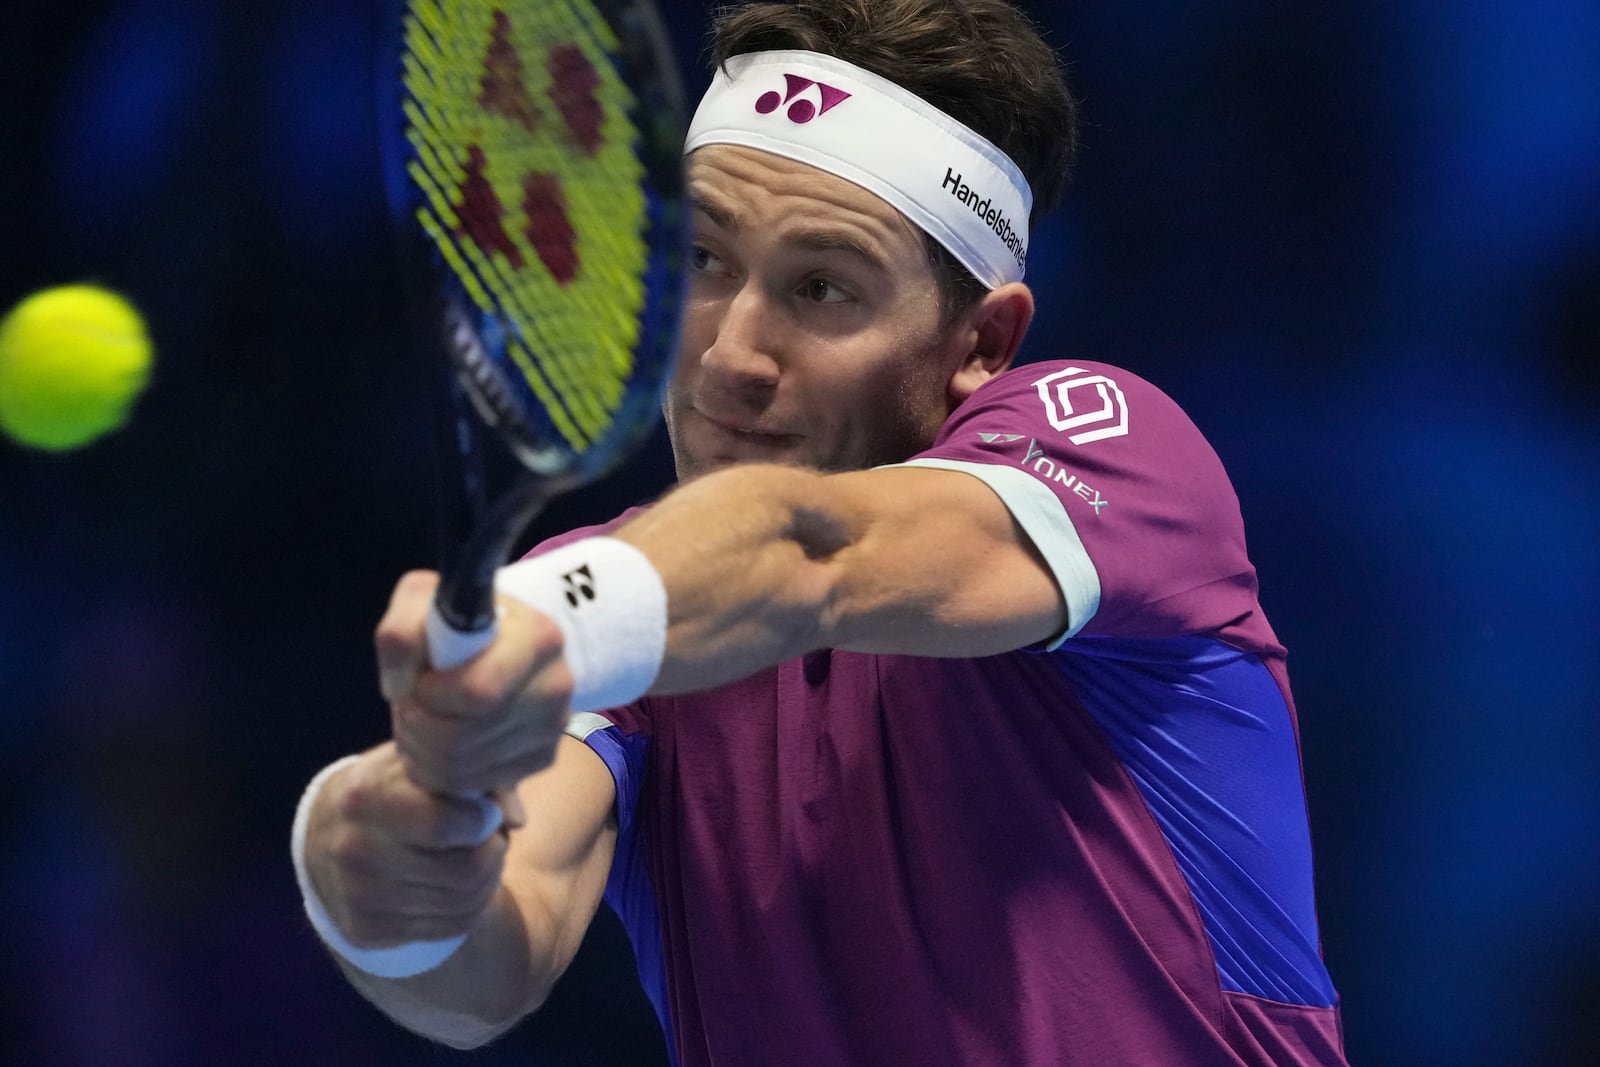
left=294, top=2, right=1348, bottom=1063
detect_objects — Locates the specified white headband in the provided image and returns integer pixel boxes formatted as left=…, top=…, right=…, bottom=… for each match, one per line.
left=684, top=50, right=1033, bottom=288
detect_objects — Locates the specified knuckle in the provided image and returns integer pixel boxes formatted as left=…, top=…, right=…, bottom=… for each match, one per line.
left=401, top=754, right=450, bottom=795
left=480, top=836, right=509, bottom=877
left=418, top=663, right=503, bottom=722
left=376, top=573, right=437, bottom=644
left=374, top=611, right=419, bottom=652
left=424, top=802, right=472, bottom=847
left=431, top=759, right=476, bottom=797
left=521, top=608, right=567, bottom=660
left=393, top=719, right=465, bottom=791
left=391, top=695, right=431, bottom=732
left=471, top=848, right=507, bottom=895
left=395, top=755, right=436, bottom=795
left=416, top=807, right=449, bottom=847
left=499, top=602, right=568, bottom=677
left=391, top=707, right=436, bottom=757
left=453, top=672, right=508, bottom=718
left=470, top=884, right=500, bottom=919
left=342, top=910, right=391, bottom=947
left=372, top=614, right=406, bottom=650
left=396, top=569, right=439, bottom=600
left=332, top=773, right=374, bottom=823
left=327, top=826, right=374, bottom=873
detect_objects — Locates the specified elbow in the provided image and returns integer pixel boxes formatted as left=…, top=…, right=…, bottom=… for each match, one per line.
left=393, top=1017, right=506, bottom=1052
left=380, top=973, right=554, bottom=1052
left=402, top=997, right=540, bottom=1052
left=432, top=1030, right=501, bottom=1053
left=443, top=976, right=557, bottom=1050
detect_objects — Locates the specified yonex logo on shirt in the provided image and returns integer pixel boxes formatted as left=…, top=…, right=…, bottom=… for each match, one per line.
left=1033, top=367, right=1130, bottom=445
left=975, top=432, right=1111, bottom=516
left=755, top=75, right=852, bottom=124
left=1023, top=439, right=1110, bottom=516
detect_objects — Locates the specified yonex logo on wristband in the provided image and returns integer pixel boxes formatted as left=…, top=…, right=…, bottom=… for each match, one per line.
left=562, top=564, right=596, bottom=608
left=755, top=74, right=852, bottom=124
left=497, top=538, right=666, bottom=712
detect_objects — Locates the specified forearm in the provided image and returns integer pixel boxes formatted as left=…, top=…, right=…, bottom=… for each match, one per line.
left=613, top=463, right=850, bottom=694
left=609, top=462, right=1065, bottom=688
left=297, top=740, right=617, bottom=1051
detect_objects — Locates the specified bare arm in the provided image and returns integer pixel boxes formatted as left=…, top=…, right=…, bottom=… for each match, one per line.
left=308, top=460, right=1059, bottom=1044
left=303, top=572, right=624, bottom=1049
left=615, top=461, right=1067, bottom=695
left=306, top=737, right=616, bottom=1048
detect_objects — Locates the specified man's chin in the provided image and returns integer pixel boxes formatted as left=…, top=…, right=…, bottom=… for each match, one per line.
left=673, top=450, right=801, bottom=483
left=672, top=454, right=732, bottom=483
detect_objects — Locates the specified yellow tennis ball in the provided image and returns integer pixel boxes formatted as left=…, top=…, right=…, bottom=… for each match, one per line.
left=0, top=285, right=153, bottom=451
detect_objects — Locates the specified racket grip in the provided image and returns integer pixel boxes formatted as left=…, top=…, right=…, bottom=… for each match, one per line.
left=424, top=599, right=499, bottom=671
left=422, top=600, right=506, bottom=842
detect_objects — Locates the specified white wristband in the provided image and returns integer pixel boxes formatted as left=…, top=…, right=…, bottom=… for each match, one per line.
left=291, top=755, right=487, bottom=978
left=495, top=536, right=668, bottom=711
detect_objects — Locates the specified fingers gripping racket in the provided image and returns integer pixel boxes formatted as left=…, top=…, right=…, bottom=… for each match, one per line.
left=381, top=5, right=684, bottom=805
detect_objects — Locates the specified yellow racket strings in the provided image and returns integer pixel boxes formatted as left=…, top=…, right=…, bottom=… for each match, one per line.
left=404, top=0, right=653, bottom=451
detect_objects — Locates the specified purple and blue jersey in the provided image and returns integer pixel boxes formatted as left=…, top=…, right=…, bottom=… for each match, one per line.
left=545, top=360, right=1347, bottom=1065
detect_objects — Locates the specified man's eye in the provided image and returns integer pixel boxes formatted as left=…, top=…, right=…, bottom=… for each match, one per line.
left=691, top=246, right=725, bottom=273
left=801, top=277, right=849, bottom=304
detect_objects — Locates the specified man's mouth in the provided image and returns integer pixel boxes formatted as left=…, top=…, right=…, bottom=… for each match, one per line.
left=695, top=407, right=799, bottom=443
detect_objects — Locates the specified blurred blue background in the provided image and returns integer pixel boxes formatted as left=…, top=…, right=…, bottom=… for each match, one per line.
left=2, top=2, right=1597, bottom=1064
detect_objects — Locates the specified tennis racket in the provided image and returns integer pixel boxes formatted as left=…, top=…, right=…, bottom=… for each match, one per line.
left=380, top=1, right=685, bottom=673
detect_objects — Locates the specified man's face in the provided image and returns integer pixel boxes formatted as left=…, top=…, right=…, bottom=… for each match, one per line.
left=664, top=145, right=962, bottom=481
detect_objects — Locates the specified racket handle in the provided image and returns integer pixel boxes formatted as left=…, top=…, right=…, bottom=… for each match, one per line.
left=424, top=599, right=499, bottom=671
left=422, top=600, right=506, bottom=843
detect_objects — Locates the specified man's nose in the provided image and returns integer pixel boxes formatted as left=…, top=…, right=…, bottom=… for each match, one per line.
left=698, top=283, right=781, bottom=393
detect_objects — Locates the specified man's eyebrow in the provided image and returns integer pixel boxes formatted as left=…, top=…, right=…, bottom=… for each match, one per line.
left=787, top=228, right=891, bottom=273
left=693, top=193, right=891, bottom=272
left=691, top=193, right=741, bottom=232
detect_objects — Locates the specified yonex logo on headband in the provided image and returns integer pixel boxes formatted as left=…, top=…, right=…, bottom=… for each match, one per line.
left=755, top=74, right=852, bottom=124
left=687, top=50, right=1034, bottom=288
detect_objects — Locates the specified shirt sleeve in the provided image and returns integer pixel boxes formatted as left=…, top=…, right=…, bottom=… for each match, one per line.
left=890, top=360, right=1274, bottom=651
left=564, top=711, right=649, bottom=834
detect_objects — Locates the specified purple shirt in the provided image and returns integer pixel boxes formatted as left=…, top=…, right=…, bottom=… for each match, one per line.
left=545, top=361, right=1347, bottom=1066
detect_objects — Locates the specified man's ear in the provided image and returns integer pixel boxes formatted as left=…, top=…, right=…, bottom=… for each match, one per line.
left=946, top=282, right=1035, bottom=404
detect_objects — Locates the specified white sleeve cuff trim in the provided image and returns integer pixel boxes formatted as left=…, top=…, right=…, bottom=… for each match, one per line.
left=893, top=457, right=1101, bottom=648
left=565, top=710, right=616, bottom=741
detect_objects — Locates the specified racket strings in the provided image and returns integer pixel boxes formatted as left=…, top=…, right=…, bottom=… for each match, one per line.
left=401, top=0, right=656, bottom=453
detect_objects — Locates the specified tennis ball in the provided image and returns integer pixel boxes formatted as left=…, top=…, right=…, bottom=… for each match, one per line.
left=0, top=284, right=153, bottom=451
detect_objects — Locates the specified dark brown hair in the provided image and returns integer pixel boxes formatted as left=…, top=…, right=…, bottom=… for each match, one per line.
left=708, top=0, right=1080, bottom=320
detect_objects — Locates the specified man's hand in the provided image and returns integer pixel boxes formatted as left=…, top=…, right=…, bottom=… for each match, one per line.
left=303, top=742, right=510, bottom=949
left=376, top=570, right=577, bottom=799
